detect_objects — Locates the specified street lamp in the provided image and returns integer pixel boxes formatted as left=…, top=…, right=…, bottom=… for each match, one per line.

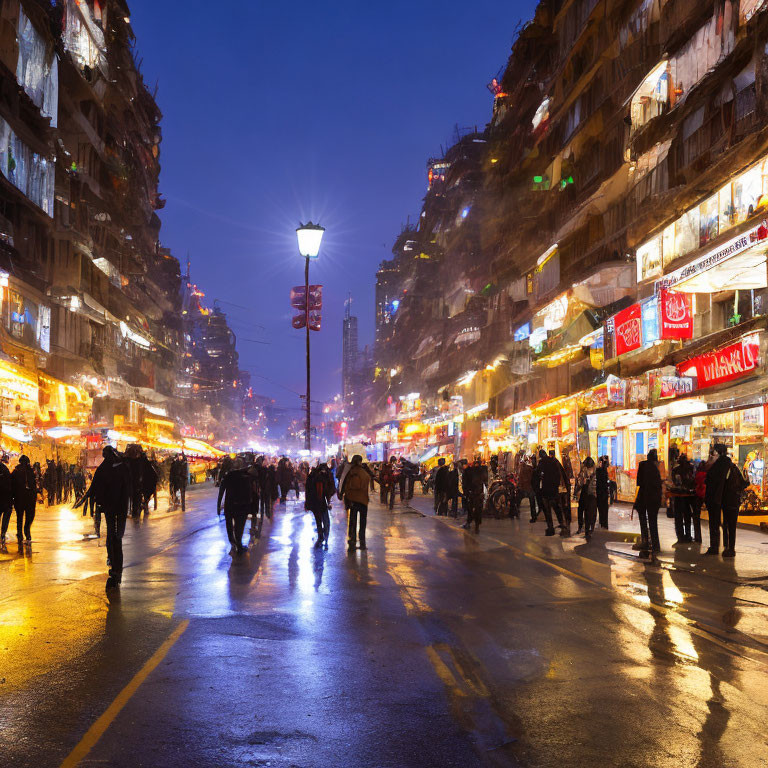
left=296, top=222, right=325, bottom=451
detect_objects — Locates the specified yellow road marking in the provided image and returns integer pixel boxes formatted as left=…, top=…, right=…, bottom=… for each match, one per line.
left=59, top=619, right=190, bottom=768
left=425, top=645, right=467, bottom=698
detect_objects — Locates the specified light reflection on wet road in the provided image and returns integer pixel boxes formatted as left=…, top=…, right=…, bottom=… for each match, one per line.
left=1, top=487, right=768, bottom=767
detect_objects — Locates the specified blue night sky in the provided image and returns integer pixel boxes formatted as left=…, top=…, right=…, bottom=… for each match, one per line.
left=128, top=0, right=536, bottom=408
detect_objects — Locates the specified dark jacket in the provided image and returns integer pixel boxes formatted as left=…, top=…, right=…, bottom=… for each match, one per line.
left=90, top=455, right=131, bottom=516
left=434, top=465, right=450, bottom=495
left=11, top=463, right=37, bottom=508
left=538, top=456, right=567, bottom=498
left=595, top=465, right=609, bottom=499
left=636, top=459, right=662, bottom=508
left=276, top=459, right=294, bottom=486
left=0, top=462, right=10, bottom=509
left=518, top=462, right=534, bottom=493
left=170, top=458, right=188, bottom=487
left=305, top=466, right=335, bottom=510
left=140, top=454, right=158, bottom=496
left=462, top=464, right=487, bottom=498
left=445, top=467, right=460, bottom=497
left=217, top=468, right=255, bottom=514
left=705, top=456, right=728, bottom=509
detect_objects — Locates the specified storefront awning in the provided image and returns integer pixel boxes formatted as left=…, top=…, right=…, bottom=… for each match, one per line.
left=658, top=225, right=768, bottom=293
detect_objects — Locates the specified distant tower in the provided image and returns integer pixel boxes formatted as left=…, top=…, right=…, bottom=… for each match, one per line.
left=342, top=294, right=359, bottom=409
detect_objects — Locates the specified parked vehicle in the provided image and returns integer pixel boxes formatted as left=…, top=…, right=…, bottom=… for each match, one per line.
left=487, top=476, right=519, bottom=519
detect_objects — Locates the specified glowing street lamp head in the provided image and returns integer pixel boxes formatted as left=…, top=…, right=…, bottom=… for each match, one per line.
left=296, top=221, right=325, bottom=259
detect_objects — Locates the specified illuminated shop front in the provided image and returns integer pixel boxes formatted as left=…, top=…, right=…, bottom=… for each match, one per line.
left=586, top=409, right=666, bottom=501
left=656, top=332, right=768, bottom=517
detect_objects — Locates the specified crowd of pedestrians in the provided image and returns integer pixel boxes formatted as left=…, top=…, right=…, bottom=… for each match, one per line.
left=4, top=436, right=750, bottom=595
left=418, top=441, right=749, bottom=558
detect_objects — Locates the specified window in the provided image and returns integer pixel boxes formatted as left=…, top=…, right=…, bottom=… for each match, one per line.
left=0, top=117, right=54, bottom=216
left=62, top=0, right=105, bottom=71
left=630, top=61, right=669, bottom=132
left=16, top=9, right=58, bottom=124
left=699, top=194, right=719, bottom=247
left=670, top=5, right=736, bottom=104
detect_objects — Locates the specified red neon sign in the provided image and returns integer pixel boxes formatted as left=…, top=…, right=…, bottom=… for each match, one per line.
left=678, top=336, right=760, bottom=389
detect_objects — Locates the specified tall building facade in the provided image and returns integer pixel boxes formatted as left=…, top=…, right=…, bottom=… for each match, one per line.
left=368, top=0, right=768, bottom=520
left=342, top=299, right=358, bottom=408
left=0, top=0, right=241, bottom=459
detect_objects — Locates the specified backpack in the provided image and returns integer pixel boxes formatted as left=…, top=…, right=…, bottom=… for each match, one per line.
left=345, top=467, right=368, bottom=496
left=723, top=464, right=748, bottom=508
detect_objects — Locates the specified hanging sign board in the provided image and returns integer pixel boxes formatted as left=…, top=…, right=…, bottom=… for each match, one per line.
left=659, top=289, right=693, bottom=339
left=677, top=335, right=760, bottom=389
left=613, top=304, right=642, bottom=356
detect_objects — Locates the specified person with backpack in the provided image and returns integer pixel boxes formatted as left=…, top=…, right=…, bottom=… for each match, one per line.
left=705, top=444, right=746, bottom=557
left=217, top=458, right=257, bottom=555
left=669, top=454, right=696, bottom=544
left=341, top=455, right=371, bottom=552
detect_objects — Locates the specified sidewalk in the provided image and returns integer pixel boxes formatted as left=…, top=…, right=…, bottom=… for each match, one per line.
left=407, top=493, right=768, bottom=584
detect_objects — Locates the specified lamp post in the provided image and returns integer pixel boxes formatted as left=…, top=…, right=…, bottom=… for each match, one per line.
left=296, top=222, right=325, bottom=451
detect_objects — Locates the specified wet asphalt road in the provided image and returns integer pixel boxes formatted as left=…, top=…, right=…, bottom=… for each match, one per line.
left=2, top=487, right=768, bottom=768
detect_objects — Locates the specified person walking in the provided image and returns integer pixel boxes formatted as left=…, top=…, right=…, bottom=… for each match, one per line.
left=276, top=457, right=292, bottom=503
left=537, top=450, right=565, bottom=536
left=671, top=454, right=696, bottom=545
left=517, top=455, right=537, bottom=523
left=0, top=453, right=12, bottom=546
left=596, top=456, right=610, bottom=529
left=705, top=444, right=746, bottom=557
left=341, top=454, right=370, bottom=552
left=380, top=457, right=397, bottom=510
left=43, top=459, right=56, bottom=507
left=635, top=448, right=662, bottom=556
left=305, top=461, right=335, bottom=547
left=140, top=450, right=158, bottom=515
left=433, top=458, right=450, bottom=515
left=693, top=459, right=706, bottom=543
left=169, top=453, right=188, bottom=511
left=217, top=458, right=256, bottom=554
left=577, top=457, right=598, bottom=540
left=11, top=455, right=37, bottom=545
left=445, top=461, right=460, bottom=517
left=89, top=446, right=131, bottom=591
left=54, top=460, right=64, bottom=502
left=461, top=457, right=487, bottom=533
